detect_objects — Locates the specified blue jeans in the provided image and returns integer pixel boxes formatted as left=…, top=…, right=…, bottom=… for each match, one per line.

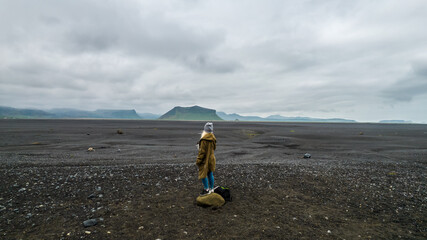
left=201, top=171, right=214, bottom=190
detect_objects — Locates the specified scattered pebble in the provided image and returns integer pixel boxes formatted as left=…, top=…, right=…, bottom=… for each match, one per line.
left=83, top=219, right=98, bottom=227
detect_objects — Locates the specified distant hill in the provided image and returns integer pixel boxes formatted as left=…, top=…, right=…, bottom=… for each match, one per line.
left=159, top=106, right=223, bottom=121
left=217, top=112, right=264, bottom=121
left=137, top=112, right=161, bottom=120
left=379, top=120, right=412, bottom=123
left=218, top=111, right=356, bottom=123
left=0, top=106, right=53, bottom=119
left=265, top=115, right=356, bottom=123
left=0, top=106, right=141, bottom=119
left=93, top=109, right=140, bottom=119
left=48, top=108, right=98, bottom=118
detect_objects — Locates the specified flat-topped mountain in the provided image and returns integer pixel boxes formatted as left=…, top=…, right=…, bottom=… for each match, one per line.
left=159, top=106, right=223, bottom=121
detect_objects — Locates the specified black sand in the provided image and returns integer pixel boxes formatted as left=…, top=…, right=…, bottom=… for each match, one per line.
left=0, top=119, right=426, bottom=239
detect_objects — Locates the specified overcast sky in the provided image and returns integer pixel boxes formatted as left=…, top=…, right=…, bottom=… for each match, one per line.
left=1, top=0, right=426, bottom=122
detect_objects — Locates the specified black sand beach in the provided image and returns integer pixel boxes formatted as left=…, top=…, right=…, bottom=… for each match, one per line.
left=0, top=120, right=426, bottom=239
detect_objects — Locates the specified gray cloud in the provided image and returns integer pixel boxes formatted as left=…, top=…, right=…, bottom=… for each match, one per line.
left=1, top=0, right=427, bottom=122
left=183, top=54, right=241, bottom=73
left=382, top=61, right=427, bottom=102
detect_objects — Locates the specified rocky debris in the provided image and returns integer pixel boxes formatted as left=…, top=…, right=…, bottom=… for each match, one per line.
left=87, top=147, right=94, bottom=152
left=1, top=120, right=426, bottom=239
left=117, top=129, right=123, bottom=134
left=83, top=218, right=104, bottom=227
left=303, top=153, right=311, bottom=158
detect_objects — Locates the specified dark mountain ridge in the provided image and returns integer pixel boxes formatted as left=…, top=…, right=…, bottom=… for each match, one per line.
left=159, top=106, right=223, bottom=121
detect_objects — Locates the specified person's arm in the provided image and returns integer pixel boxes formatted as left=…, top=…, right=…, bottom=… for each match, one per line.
left=196, top=140, right=207, bottom=166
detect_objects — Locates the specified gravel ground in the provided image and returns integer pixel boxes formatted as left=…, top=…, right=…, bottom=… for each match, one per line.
left=0, top=119, right=426, bottom=239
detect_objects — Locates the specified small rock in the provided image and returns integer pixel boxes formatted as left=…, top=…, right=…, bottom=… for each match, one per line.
left=327, top=230, right=332, bottom=234
left=303, top=153, right=311, bottom=158
left=85, top=231, right=91, bottom=234
left=83, top=219, right=98, bottom=227
left=18, top=188, right=26, bottom=192
left=88, top=147, right=94, bottom=152
left=87, top=193, right=96, bottom=199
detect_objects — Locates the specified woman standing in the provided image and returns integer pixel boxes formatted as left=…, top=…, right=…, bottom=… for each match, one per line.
left=196, top=122, right=217, bottom=195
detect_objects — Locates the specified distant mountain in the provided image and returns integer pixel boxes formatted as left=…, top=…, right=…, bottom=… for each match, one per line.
left=48, top=108, right=98, bottom=118
left=379, top=120, right=412, bottom=123
left=93, top=109, right=140, bottom=119
left=0, top=106, right=53, bottom=119
left=159, top=106, right=223, bottom=121
left=217, top=112, right=264, bottom=121
left=265, top=115, right=356, bottom=122
left=137, top=112, right=161, bottom=120
left=0, top=106, right=141, bottom=119
left=218, top=111, right=356, bottom=122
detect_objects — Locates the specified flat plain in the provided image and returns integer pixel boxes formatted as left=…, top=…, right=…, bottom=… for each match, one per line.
left=0, top=119, right=426, bottom=239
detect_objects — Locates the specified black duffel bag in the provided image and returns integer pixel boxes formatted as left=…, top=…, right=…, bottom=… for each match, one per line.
left=214, top=186, right=232, bottom=202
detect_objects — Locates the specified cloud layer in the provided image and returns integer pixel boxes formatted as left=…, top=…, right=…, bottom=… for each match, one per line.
left=1, top=0, right=426, bottom=122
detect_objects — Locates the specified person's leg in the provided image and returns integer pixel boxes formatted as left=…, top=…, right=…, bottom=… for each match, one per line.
left=201, top=177, right=209, bottom=190
left=207, top=171, right=214, bottom=189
